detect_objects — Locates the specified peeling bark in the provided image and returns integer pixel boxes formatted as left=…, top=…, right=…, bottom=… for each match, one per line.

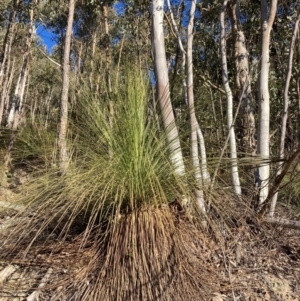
left=228, top=0, right=256, bottom=153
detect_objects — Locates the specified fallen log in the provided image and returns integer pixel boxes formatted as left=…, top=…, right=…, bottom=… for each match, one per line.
left=263, top=216, right=300, bottom=230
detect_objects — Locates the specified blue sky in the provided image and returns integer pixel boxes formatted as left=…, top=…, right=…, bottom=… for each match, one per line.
left=37, top=1, right=126, bottom=53
left=36, top=25, right=57, bottom=53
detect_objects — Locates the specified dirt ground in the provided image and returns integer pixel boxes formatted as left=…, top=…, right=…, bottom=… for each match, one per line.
left=0, top=180, right=300, bottom=301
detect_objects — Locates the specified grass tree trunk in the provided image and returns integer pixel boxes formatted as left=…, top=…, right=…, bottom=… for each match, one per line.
left=186, top=0, right=205, bottom=211
left=269, top=13, right=300, bottom=216
left=220, top=0, right=241, bottom=195
left=228, top=0, right=255, bottom=153
left=152, top=0, right=185, bottom=177
left=58, top=0, right=75, bottom=175
left=257, top=0, right=278, bottom=206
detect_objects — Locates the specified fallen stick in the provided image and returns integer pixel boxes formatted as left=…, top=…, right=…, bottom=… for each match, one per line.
left=26, top=268, right=53, bottom=301
left=263, top=216, right=300, bottom=230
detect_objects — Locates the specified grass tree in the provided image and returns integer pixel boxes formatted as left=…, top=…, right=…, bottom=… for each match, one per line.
left=2, top=68, right=213, bottom=300
left=220, top=0, right=241, bottom=195
left=257, top=0, right=278, bottom=205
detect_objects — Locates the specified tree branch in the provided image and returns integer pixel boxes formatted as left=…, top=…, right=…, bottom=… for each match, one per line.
left=263, top=216, right=300, bottom=230
left=37, top=47, right=61, bottom=68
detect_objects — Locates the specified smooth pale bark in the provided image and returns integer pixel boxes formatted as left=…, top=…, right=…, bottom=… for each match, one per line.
left=58, top=0, right=75, bottom=174
left=166, top=0, right=186, bottom=54
left=228, top=0, right=255, bottom=153
left=257, top=0, right=278, bottom=205
left=3, top=3, right=34, bottom=168
left=0, top=1, right=18, bottom=92
left=186, top=0, right=205, bottom=211
left=197, top=124, right=211, bottom=184
left=269, top=14, right=300, bottom=216
left=152, top=0, right=185, bottom=176
left=6, top=2, right=34, bottom=129
left=0, top=58, right=15, bottom=125
left=6, top=66, right=29, bottom=128
left=167, top=0, right=210, bottom=184
left=220, top=0, right=241, bottom=195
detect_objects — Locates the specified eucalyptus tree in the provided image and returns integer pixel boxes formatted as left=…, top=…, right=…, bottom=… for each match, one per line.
left=257, top=0, right=278, bottom=206
left=185, top=0, right=206, bottom=209
left=0, top=0, right=19, bottom=90
left=220, top=0, right=241, bottom=195
left=58, top=0, right=75, bottom=174
left=0, top=0, right=19, bottom=124
left=269, top=12, right=300, bottom=216
left=6, top=0, right=35, bottom=129
left=152, top=0, right=185, bottom=177
left=227, top=0, right=255, bottom=154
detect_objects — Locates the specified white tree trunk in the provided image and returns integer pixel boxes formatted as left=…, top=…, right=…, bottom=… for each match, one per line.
left=58, top=0, right=75, bottom=174
left=0, top=58, right=15, bottom=125
left=6, top=4, right=34, bottom=129
left=220, top=0, right=241, bottom=195
left=186, top=0, right=205, bottom=211
left=196, top=124, right=211, bottom=183
left=257, top=0, right=278, bottom=205
left=269, top=13, right=300, bottom=216
left=0, top=1, right=18, bottom=91
left=167, top=0, right=210, bottom=185
left=152, top=0, right=185, bottom=176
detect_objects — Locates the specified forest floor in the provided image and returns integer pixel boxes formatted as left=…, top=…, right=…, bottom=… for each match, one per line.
left=0, top=170, right=300, bottom=301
